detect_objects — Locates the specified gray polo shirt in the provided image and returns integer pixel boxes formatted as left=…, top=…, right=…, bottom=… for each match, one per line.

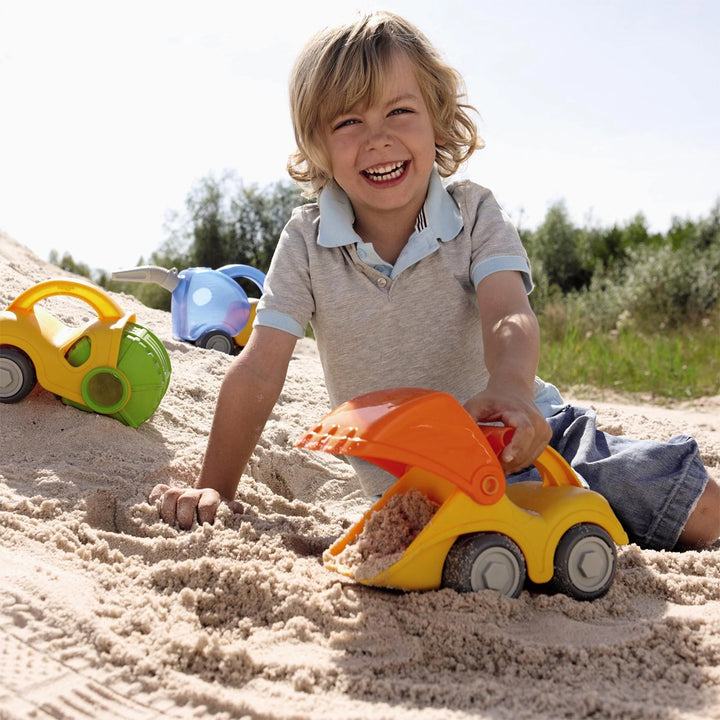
left=256, top=172, right=556, bottom=495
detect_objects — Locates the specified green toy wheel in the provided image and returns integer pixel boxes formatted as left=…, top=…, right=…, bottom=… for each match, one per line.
left=81, top=366, right=130, bottom=414
left=112, top=323, right=171, bottom=427
left=64, top=322, right=171, bottom=427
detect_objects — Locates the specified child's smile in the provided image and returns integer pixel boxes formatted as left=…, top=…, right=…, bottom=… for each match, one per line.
left=362, top=161, right=409, bottom=184
left=323, top=52, right=440, bottom=239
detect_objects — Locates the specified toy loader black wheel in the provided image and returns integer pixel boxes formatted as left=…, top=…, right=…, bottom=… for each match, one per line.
left=552, top=523, right=616, bottom=600
left=0, top=346, right=37, bottom=403
left=196, top=330, right=236, bottom=355
left=442, top=532, right=527, bottom=598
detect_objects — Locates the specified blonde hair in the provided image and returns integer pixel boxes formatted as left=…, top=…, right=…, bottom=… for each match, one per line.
left=287, top=11, right=483, bottom=197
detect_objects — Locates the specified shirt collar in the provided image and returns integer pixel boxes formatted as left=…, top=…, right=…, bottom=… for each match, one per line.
left=317, top=168, right=462, bottom=248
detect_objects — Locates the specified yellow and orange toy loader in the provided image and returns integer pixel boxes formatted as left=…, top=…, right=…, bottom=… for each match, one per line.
left=296, top=387, right=628, bottom=600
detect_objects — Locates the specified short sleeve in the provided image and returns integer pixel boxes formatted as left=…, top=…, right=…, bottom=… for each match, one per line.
left=449, top=181, right=533, bottom=293
left=255, top=204, right=318, bottom=337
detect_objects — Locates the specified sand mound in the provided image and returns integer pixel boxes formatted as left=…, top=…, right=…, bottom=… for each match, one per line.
left=2, top=230, right=720, bottom=719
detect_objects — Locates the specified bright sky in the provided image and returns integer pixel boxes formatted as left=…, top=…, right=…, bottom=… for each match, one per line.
left=1, top=0, right=718, bottom=272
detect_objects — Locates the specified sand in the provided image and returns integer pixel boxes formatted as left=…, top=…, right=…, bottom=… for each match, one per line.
left=328, top=489, right=440, bottom=582
left=2, top=229, right=720, bottom=720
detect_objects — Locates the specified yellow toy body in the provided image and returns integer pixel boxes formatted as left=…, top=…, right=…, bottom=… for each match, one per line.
left=296, top=387, right=628, bottom=600
left=233, top=298, right=258, bottom=347
left=0, top=278, right=171, bottom=427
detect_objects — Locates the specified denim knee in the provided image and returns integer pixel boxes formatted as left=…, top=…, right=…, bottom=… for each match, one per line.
left=544, top=405, right=708, bottom=549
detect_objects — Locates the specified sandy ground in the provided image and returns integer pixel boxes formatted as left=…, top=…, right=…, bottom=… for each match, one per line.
left=2, top=230, right=720, bottom=720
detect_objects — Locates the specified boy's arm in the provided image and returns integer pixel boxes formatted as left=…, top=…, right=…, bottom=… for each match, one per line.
left=150, top=326, right=298, bottom=529
left=464, top=270, right=551, bottom=474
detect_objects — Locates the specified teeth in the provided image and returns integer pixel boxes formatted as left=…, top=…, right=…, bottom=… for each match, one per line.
left=364, top=162, right=406, bottom=181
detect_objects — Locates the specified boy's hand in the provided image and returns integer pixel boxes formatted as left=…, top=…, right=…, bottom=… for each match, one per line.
left=147, top=327, right=295, bottom=531
left=463, top=390, right=551, bottom=475
left=148, top=484, right=243, bottom=530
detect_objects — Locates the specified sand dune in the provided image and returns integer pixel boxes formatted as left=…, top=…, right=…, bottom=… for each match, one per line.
left=2, top=231, right=719, bottom=720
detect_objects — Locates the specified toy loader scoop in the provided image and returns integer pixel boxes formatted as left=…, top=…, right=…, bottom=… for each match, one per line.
left=296, top=387, right=628, bottom=600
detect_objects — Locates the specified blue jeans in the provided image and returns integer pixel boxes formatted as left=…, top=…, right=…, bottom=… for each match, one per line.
left=509, top=404, right=708, bottom=550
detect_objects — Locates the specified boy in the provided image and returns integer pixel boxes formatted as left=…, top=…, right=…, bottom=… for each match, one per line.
left=151, top=11, right=720, bottom=551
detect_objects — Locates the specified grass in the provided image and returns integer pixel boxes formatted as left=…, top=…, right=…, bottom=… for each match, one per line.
left=538, top=318, right=720, bottom=400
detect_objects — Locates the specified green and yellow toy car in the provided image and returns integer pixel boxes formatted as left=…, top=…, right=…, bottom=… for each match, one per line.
left=0, top=278, right=171, bottom=427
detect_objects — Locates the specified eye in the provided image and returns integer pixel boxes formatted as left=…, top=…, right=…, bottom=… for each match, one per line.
left=389, top=107, right=413, bottom=117
left=332, top=117, right=359, bottom=131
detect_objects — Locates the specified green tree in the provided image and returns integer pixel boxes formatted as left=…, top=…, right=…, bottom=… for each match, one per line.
left=48, top=250, right=92, bottom=279
left=186, top=173, right=236, bottom=269
left=178, top=170, right=306, bottom=274
left=104, top=172, right=308, bottom=310
left=231, top=180, right=306, bottom=271
left=619, top=212, right=656, bottom=252
left=667, top=200, right=720, bottom=253
left=526, top=201, right=590, bottom=294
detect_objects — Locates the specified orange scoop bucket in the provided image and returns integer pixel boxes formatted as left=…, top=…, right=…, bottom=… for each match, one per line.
left=296, top=386, right=517, bottom=505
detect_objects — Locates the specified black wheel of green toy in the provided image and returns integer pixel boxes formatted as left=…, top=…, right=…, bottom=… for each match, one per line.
left=0, top=346, right=37, bottom=403
left=196, top=330, right=236, bottom=355
left=553, top=524, right=616, bottom=601
left=442, top=532, right=527, bottom=598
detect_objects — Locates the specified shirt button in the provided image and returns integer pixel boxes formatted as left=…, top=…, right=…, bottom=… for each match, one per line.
left=376, top=277, right=388, bottom=288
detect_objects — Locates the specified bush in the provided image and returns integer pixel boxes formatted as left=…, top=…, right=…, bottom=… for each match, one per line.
left=619, top=244, right=720, bottom=331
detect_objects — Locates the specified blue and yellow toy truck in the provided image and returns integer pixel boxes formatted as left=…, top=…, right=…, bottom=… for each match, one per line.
left=112, top=264, right=265, bottom=355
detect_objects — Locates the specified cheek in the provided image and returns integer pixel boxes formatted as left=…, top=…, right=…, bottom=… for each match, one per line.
left=326, top=143, right=357, bottom=177
left=317, top=138, right=342, bottom=177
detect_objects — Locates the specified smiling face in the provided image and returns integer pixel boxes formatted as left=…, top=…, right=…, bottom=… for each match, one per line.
left=322, top=52, right=440, bottom=230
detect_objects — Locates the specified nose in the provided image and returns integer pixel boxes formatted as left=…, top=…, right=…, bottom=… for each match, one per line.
left=364, top=121, right=393, bottom=151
